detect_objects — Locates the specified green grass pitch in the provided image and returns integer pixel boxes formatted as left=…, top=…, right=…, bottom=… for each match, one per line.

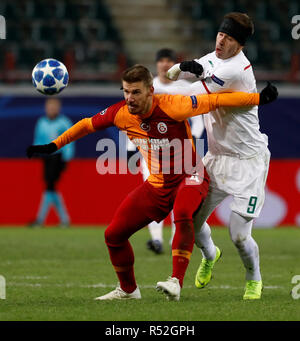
left=0, top=226, right=299, bottom=321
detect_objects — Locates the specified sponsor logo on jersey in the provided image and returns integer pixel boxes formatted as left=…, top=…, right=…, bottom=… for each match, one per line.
left=208, top=60, right=214, bottom=67
left=190, top=95, right=198, bottom=108
left=157, top=122, right=168, bottom=134
left=100, top=108, right=107, bottom=115
left=140, top=122, right=150, bottom=132
left=211, top=74, right=225, bottom=86
left=132, top=138, right=170, bottom=151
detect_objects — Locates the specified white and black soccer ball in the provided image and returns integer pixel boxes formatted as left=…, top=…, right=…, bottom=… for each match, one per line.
left=32, top=59, right=69, bottom=95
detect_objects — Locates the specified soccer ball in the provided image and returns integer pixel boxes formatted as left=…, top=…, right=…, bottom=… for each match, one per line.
left=32, top=58, right=69, bottom=95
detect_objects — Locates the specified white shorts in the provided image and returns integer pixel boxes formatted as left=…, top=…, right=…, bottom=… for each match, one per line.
left=195, top=149, right=270, bottom=226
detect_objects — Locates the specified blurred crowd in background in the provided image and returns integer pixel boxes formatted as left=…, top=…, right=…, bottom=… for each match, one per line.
left=0, top=0, right=299, bottom=84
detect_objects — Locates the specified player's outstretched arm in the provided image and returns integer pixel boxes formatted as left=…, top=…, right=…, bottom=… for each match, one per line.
left=164, top=82, right=278, bottom=121
left=197, top=82, right=278, bottom=117
left=214, top=82, right=278, bottom=109
left=26, top=118, right=95, bottom=158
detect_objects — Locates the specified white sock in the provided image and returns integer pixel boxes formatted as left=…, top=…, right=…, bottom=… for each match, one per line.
left=148, top=220, right=164, bottom=242
left=229, top=211, right=261, bottom=281
left=238, top=236, right=261, bottom=281
left=194, top=222, right=216, bottom=260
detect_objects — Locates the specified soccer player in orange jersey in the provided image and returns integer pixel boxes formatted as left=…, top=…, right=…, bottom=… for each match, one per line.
left=26, top=65, right=277, bottom=301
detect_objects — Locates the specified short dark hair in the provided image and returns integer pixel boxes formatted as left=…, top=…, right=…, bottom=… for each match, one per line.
left=155, top=48, right=177, bottom=62
left=224, top=12, right=254, bottom=35
left=121, top=64, right=153, bottom=88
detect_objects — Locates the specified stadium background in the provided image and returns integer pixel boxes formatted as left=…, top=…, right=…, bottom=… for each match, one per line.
left=0, top=0, right=299, bottom=228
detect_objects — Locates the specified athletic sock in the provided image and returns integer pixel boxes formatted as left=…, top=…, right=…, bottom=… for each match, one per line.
left=194, top=222, right=216, bottom=260
left=171, top=220, right=194, bottom=287
left=52, top=191, right=70, bottom=224
left=237, top=236, right=261, bottom=281
left=36, top=190, right=53, bottom=224
left=107, top=240, right=137, bottom=293
left=172, top=185, right=207, bottom=287
left=229, top=211, right=261, bottom=281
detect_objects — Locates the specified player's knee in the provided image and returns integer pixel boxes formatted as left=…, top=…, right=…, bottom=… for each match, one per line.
left=104, top=228, right=113, bottom=245
left=104, top=226, right=124, bottom=247
left=230, top=232, right=252, bottom=250
left=174, top=186, right=204, bottom=222
left=231, top=232, right=246, bottom=245
left=229, top=211, right=253, bottom=247
left=173, top=199, right=194, bottom=222
left=174, top=209, right=193, bottom=222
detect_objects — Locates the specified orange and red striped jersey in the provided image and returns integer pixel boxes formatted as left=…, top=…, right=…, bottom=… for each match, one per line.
left=53, top=92, right=259, bottom=188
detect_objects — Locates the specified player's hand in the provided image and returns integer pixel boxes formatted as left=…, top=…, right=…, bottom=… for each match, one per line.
left=166, top=64, right=181, bottom=81
left=26, top=143, right=57, bottom=158
left=259, top=82, right=278, bottom=105
left=179, top=61, right=204, bottom=77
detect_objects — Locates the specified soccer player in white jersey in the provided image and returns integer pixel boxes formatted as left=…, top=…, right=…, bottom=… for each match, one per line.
left=128, top=48, right=205, bottom=254
left=167, top=12, right=277, bottom=299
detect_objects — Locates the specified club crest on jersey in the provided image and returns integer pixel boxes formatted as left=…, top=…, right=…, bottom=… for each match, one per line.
left=157, top=122, right=168, bottom=134
left=140, top=122, right=150, bottom=132
left=211, top=74, right=225, bottom=86
left=100, top=108, right=107, bottom=115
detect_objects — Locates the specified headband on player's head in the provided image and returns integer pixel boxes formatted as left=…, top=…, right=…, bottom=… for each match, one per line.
left=218, top=17, right=253, bottom=46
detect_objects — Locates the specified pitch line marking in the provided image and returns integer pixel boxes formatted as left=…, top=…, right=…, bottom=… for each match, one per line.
left=6, top=282, right=284, bottom=290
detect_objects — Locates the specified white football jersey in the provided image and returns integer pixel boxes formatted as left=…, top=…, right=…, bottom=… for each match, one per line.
left=178, top=51, right=268, bottom=158
left=153, top=76, right=204, bottom=139
left=153, top=76, right=190, bottom=94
